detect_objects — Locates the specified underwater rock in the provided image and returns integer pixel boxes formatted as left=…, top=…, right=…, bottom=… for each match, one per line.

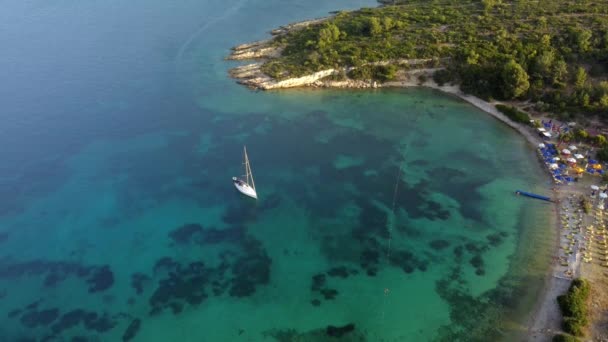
left=311, top=299, right=321, bottom=307
left=83, top=313, right=116, bottom=333
left=390, top=250, right=428, bottom=275
left=453, top=245, right=464, bottom=258
left=122, top=318, right=141, bottom=342
left=149, top=261, right=209, bottom=315
left=169, top=223, right=203, bottom=244
left=228, top=243, right=271, bottom=297
left=131, top=272, right=150, bottom=295
left=486, top=232, right=506, bottom=247
left=71, top=337, right=87, bottom=342
left=470, top=255, right=484, bottom=268
left=52, top=309, right=86, bottom=333
left=170, top=302, right=183, bottom=314
left=25, top=300, right=42, bottom=310
left=201, top=226, right=244, bottom=244
left=366, top=268, right=377, bottom=277
left=320, top=288, right=338, bottom=300
left=229, top=276, right=256, bottom=297
left=359, top=248, right=380, bottom=275
left=153, top=257, right=178, bottom=273
left=429, top=239, right=450, bottom=250
left=327, top=266, right=350, bottom=278
left=8, top=308, right=21, bottom=318
left=470, top=254, right=485, bottom=276
left=326, top=323, right=355, bottom=338
left=20, top=308, right=59, bottom=327
left=311, top=274, right=326, bottom=291
left=87, top=265, right=114, bottom=293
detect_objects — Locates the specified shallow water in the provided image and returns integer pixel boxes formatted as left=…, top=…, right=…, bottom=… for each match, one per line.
left=0, top=0, right=554, bottom=341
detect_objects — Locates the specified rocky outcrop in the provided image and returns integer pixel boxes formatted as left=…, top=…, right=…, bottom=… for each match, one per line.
left=270, top=17, right=329, bottom=36
left=230, top=64, right=337, bottom=90
left=227, top=40, right=281, bottom=60
left=227, top=17, right=329, bottom=61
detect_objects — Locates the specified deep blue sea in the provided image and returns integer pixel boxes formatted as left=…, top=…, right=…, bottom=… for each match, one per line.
left=0, top=1, right=555, bottom=341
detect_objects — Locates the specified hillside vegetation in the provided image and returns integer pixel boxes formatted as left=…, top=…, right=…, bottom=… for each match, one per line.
left=261, top=0, right=608, bottom=120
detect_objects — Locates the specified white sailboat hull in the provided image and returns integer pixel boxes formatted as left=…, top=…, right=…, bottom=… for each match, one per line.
left=233, top=177, right=257, bottom=199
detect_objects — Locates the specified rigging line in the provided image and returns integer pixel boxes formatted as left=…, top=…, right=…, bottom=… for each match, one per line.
left=386, top=161, right=403, bottom=260
left=381, top=159, right=404, bottom=323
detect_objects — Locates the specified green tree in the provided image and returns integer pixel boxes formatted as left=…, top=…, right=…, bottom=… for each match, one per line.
left=552, top=59, right=568, bottom=85
left=533, top=50, right=555, bottom=79
left=382, top=17, right=395, bottom=31
left=595, top=134, right=607, bottom=147
left=575, top=67, right=588, bottom=89
left=501, top=60, right=530, bottom=99
left=575, top=128, right=589, bottom=142
left=366, top=17, right=383, bottom=36
left=600, top=94, right=608, bottom=110
left=481, top=0, right=500, bottom=11
left=572, top=28, right=593, bottom=53
left=317, top=23, right=341, bottom=49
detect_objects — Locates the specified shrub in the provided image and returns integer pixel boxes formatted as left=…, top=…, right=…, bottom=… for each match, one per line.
left=348, top=65, right=397, bottom=82
left=580, top=198, right=591, bottom=214
left=433, top=69, right=452, bottom=86
left=495, top=104, right=531, bottom=124
left=552, top=334, right=579, bottom=342
left=597, top=146, right=608, bottom=162
left=556, top=278, right=590, bottom=336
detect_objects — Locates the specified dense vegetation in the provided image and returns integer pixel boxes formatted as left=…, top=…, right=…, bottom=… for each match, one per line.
left=262, top=0, right=608, bottom=121
left=552, top=333, right=579, bottom=342
left=495, top=104, right=531, bottom=124
left=557, top=278, right=590, bottom=336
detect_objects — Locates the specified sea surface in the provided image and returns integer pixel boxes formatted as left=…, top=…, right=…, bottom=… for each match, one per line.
left=0, top=0, right=555, bottom=341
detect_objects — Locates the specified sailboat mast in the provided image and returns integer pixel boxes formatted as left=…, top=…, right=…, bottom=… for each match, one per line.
left=243, top=146, right=256, bottom=190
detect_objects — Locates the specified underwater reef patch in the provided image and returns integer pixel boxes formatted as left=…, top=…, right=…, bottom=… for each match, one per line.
left=87, top=265, right=114, bottom=293
left=122, top=318, right=141, bottom=342
left=326, top=323, right=355, bottom=338
left=131, top=272, right=150, bottom=295
left=149, top=233, right=271, bottom=315
left=20, top=308, right=59, bottom=328
left=0, top=260, right=115, bottom=295
left=169, top=223, right=203, bottom=244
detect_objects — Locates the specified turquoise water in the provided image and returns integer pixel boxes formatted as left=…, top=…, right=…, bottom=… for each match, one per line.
left=0, top=1, right=554, bottom=341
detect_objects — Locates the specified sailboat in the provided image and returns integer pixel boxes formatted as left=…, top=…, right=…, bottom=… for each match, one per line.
left=232, top=146, right=258, bottom=199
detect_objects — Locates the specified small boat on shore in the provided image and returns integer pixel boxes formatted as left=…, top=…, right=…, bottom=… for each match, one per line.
left=233, top=146, right=257, bottom=199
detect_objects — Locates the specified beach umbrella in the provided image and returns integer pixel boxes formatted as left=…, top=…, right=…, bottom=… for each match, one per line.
left=592, top=185, right=600, bottom=190
left=538, top=143, right=546, bottom=148
left=574, top=153, right=585, bottom=159
left=600, top=193, right=608, bottom=199
left=538, top=127, right=546, bottom=132
left=562, top=149, right=571, bottom=155
left=569, top=145, right=578, bottom=151
left=567, top=157, right=577, bottom=163
left=552, top=157, right=560, bottom=161
left=550, top=163, right=559, bottom=170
